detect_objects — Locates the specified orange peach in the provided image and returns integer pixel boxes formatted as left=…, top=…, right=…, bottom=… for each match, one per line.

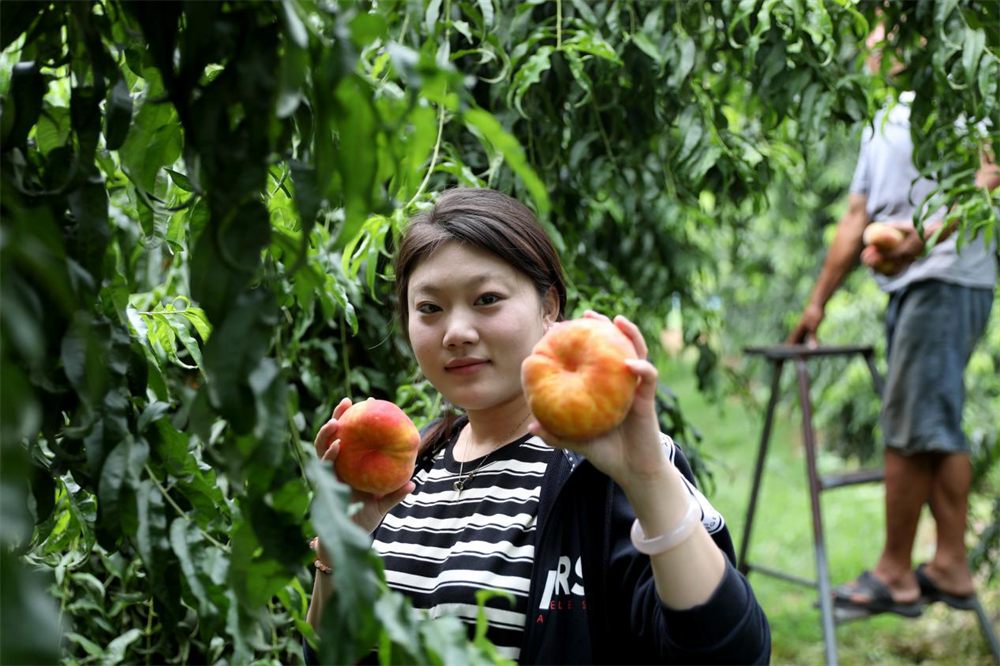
left=334, top=400, right=420, bottom=494
left=863, top=223, right=907, bottom=275
left=521, top=318, right=638, bottom=441
left=863, top=222, right=905, bottom=251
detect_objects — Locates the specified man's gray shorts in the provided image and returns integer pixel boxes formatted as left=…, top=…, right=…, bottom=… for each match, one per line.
left=882, top=279, right=993, bottom=455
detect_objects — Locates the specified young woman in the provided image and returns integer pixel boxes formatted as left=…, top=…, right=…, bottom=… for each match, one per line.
left=304, top=188, right=770, bottom=664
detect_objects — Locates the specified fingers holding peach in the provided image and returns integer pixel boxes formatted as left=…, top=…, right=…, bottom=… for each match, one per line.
left=582, top=311, right=648, bottom=360
left=861, top=245, right=903, bottom=275
left=314, top=398, right=354, bottom=459
left=314, top=418, right=340, bottom=459
left=333, top=397, right=353, bottom=420
left=624, top=357, right=659, bottom=403
left=613, top=315, right=649, bottom=360
left=583, top=309, right=613, bottom=324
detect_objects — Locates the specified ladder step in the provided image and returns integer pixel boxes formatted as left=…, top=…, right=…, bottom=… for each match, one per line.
left=819, top=468, right=885, bottom=491
left=744, top=563, right=817, bottom=589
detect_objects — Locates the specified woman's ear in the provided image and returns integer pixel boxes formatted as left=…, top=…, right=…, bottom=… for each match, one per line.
left=541, top=285, right=560, bottom=328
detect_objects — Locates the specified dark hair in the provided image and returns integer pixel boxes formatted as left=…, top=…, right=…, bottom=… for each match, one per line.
left=394, top=188, right=568, bottom=467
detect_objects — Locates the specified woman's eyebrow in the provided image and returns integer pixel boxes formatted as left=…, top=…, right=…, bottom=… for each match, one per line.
left=411, top=272, right=508, bottom=296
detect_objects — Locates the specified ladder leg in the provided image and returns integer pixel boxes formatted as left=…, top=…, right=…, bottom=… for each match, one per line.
left=738, top=359, right=784, bottom=575
left=972, top=597, right=1000, bottom=665
left=796, top=358, right=838, bottom=666
left=862, top=350, right=884, bottom=398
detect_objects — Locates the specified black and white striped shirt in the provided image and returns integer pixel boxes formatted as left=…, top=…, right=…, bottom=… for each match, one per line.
left=372, top=432, right=554, bottom=661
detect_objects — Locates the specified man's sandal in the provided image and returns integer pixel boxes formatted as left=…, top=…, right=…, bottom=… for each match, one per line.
left=915, top=564, right=977, bottom=611
left=832, top=570, right=923, bottom=618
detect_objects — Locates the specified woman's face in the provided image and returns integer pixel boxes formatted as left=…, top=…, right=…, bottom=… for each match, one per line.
left=407, top=241, right=557, bottom=412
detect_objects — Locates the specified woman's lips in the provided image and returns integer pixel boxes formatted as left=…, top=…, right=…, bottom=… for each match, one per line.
left=445, top=360, right=490, bottom=375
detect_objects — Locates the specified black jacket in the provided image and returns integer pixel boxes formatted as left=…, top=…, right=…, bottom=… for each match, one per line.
left=305, top=439, right=771, bottom=664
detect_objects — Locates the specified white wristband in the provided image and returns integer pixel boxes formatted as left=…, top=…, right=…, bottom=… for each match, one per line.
left=630, top=495, right=701, bottom=556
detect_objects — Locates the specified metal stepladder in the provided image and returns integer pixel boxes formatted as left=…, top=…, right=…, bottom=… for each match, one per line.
left=738, top=344, right=1000, bottom=666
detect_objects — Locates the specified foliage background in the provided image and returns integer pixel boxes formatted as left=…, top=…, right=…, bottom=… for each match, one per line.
left=1, top=1, right=997, bottom=664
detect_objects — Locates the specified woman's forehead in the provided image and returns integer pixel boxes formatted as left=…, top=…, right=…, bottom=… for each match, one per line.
left=409, top=242, right=522, bottom=295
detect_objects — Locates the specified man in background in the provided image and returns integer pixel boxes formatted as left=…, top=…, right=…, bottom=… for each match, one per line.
left=788, top=23, right=999, bottom=616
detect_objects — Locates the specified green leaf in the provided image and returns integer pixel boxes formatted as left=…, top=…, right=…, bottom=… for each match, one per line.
left=305, top=458, right=380, bottom=664
left=152, top=419, right=225, bottom=523
left=169, top=518, right=217, bottom=616
left=102, top=628, right=144, bottom=666
left=561, top=31, right=622, bottom=65
left=477, top=0, right=495, bottom=29
left=119, top=92, right=182, bottom=193
left=279, top=0, right=308, bottom=48
left=165, top=168, right=193, bottom=192
left=104, top=76, right=133, bottom=151
left=165, top=316, right=205, bottom=369
left=97, top=438, right=130, bottom=534
left=189, top=201, right=271, bottom=323
left=71, top=572, right=107, bottom=601
left=290, top=160, right=321, bottom=237
left=201, top=290, right=276, bottom=430
left=36, top=105, right=71, bottom=155
left=228, top=521, right=293, bottom=609
left=510, top=46, right=552, bottom=118
left=962, top=28, right=985, bottom=87
left=134, top=477, right=180, bottom=626
left=667, top=32, right=696, bottom=88
left=180, top=307, right=212, bottom=343
left=332, top=76, right=378, bottom=247
left=137, top=401, right=171, bottom=434
left=568, top=0, right=597, bottom=25
left=374, top=592, right=425, bottom=663
left=425, top=0, right=442, bottom=34
left=349, top=12, right=388, bottom=48
left=631, top=32, right=664, bottom=65
left=463, top=108, right=550, bottom=216
left=65, top=632, right=104, bottom=658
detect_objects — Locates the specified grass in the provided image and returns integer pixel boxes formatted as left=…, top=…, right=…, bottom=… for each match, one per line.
left=659, top=355, right=1000, bottom=666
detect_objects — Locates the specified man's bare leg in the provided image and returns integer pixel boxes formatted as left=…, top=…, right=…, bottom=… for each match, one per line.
left=925, top=452, right=975, bottom=596
left=849, top=448, right=930, bottom=604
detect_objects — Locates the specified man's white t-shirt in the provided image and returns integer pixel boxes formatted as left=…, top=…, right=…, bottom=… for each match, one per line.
left=849, top=91, right=997, bottom=293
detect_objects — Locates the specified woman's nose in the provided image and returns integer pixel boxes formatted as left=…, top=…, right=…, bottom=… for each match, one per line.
left=442, top=314, right=479, bottom=348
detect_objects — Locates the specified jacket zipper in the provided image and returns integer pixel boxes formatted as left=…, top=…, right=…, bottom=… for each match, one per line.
left=519, top=450, right=581, bottom=660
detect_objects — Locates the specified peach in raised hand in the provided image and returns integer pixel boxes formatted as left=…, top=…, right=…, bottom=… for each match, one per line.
left=862, top=223, right=907, bottom=274
left=863, top=222, right=905, bottom=251
left=333, top=399, right=421, bottom=494
left=521, top=318, right=638, bottom=441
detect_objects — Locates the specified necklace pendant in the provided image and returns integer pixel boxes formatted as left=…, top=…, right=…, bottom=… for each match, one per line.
left=453, top=478, right=464, bottom=498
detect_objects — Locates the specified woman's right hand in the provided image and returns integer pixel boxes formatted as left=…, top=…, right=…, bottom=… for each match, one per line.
left=314, top=397, right=417, bottom=534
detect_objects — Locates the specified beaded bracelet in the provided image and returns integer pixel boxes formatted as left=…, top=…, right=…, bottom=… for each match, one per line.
left=309, top=536, right=333, bottom=575
left=630, top=495, right=701, bottom=556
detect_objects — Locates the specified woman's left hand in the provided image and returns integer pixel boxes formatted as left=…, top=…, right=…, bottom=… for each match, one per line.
left=527, top=310, right=672, bottom=490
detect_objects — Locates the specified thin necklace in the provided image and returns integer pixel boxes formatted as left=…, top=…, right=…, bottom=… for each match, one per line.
left=453, top=413, right=532, bottom=498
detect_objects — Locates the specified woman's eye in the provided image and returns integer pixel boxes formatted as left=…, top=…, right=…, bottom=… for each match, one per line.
left=416, top=303, right=440, bottom=314
left=476, top=293, right=502, bottom=306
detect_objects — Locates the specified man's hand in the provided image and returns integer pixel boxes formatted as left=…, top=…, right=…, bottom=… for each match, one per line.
left=787, top=302, right=824, bottom=346
left=860, top=222, right=925, bottom=275
left=881, top=223, right=925, bottom=263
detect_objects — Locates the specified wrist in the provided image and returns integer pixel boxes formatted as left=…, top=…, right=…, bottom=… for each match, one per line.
left=622, top=465, right=691, bottom=536
left=631, top=493, right=700, bottom=555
